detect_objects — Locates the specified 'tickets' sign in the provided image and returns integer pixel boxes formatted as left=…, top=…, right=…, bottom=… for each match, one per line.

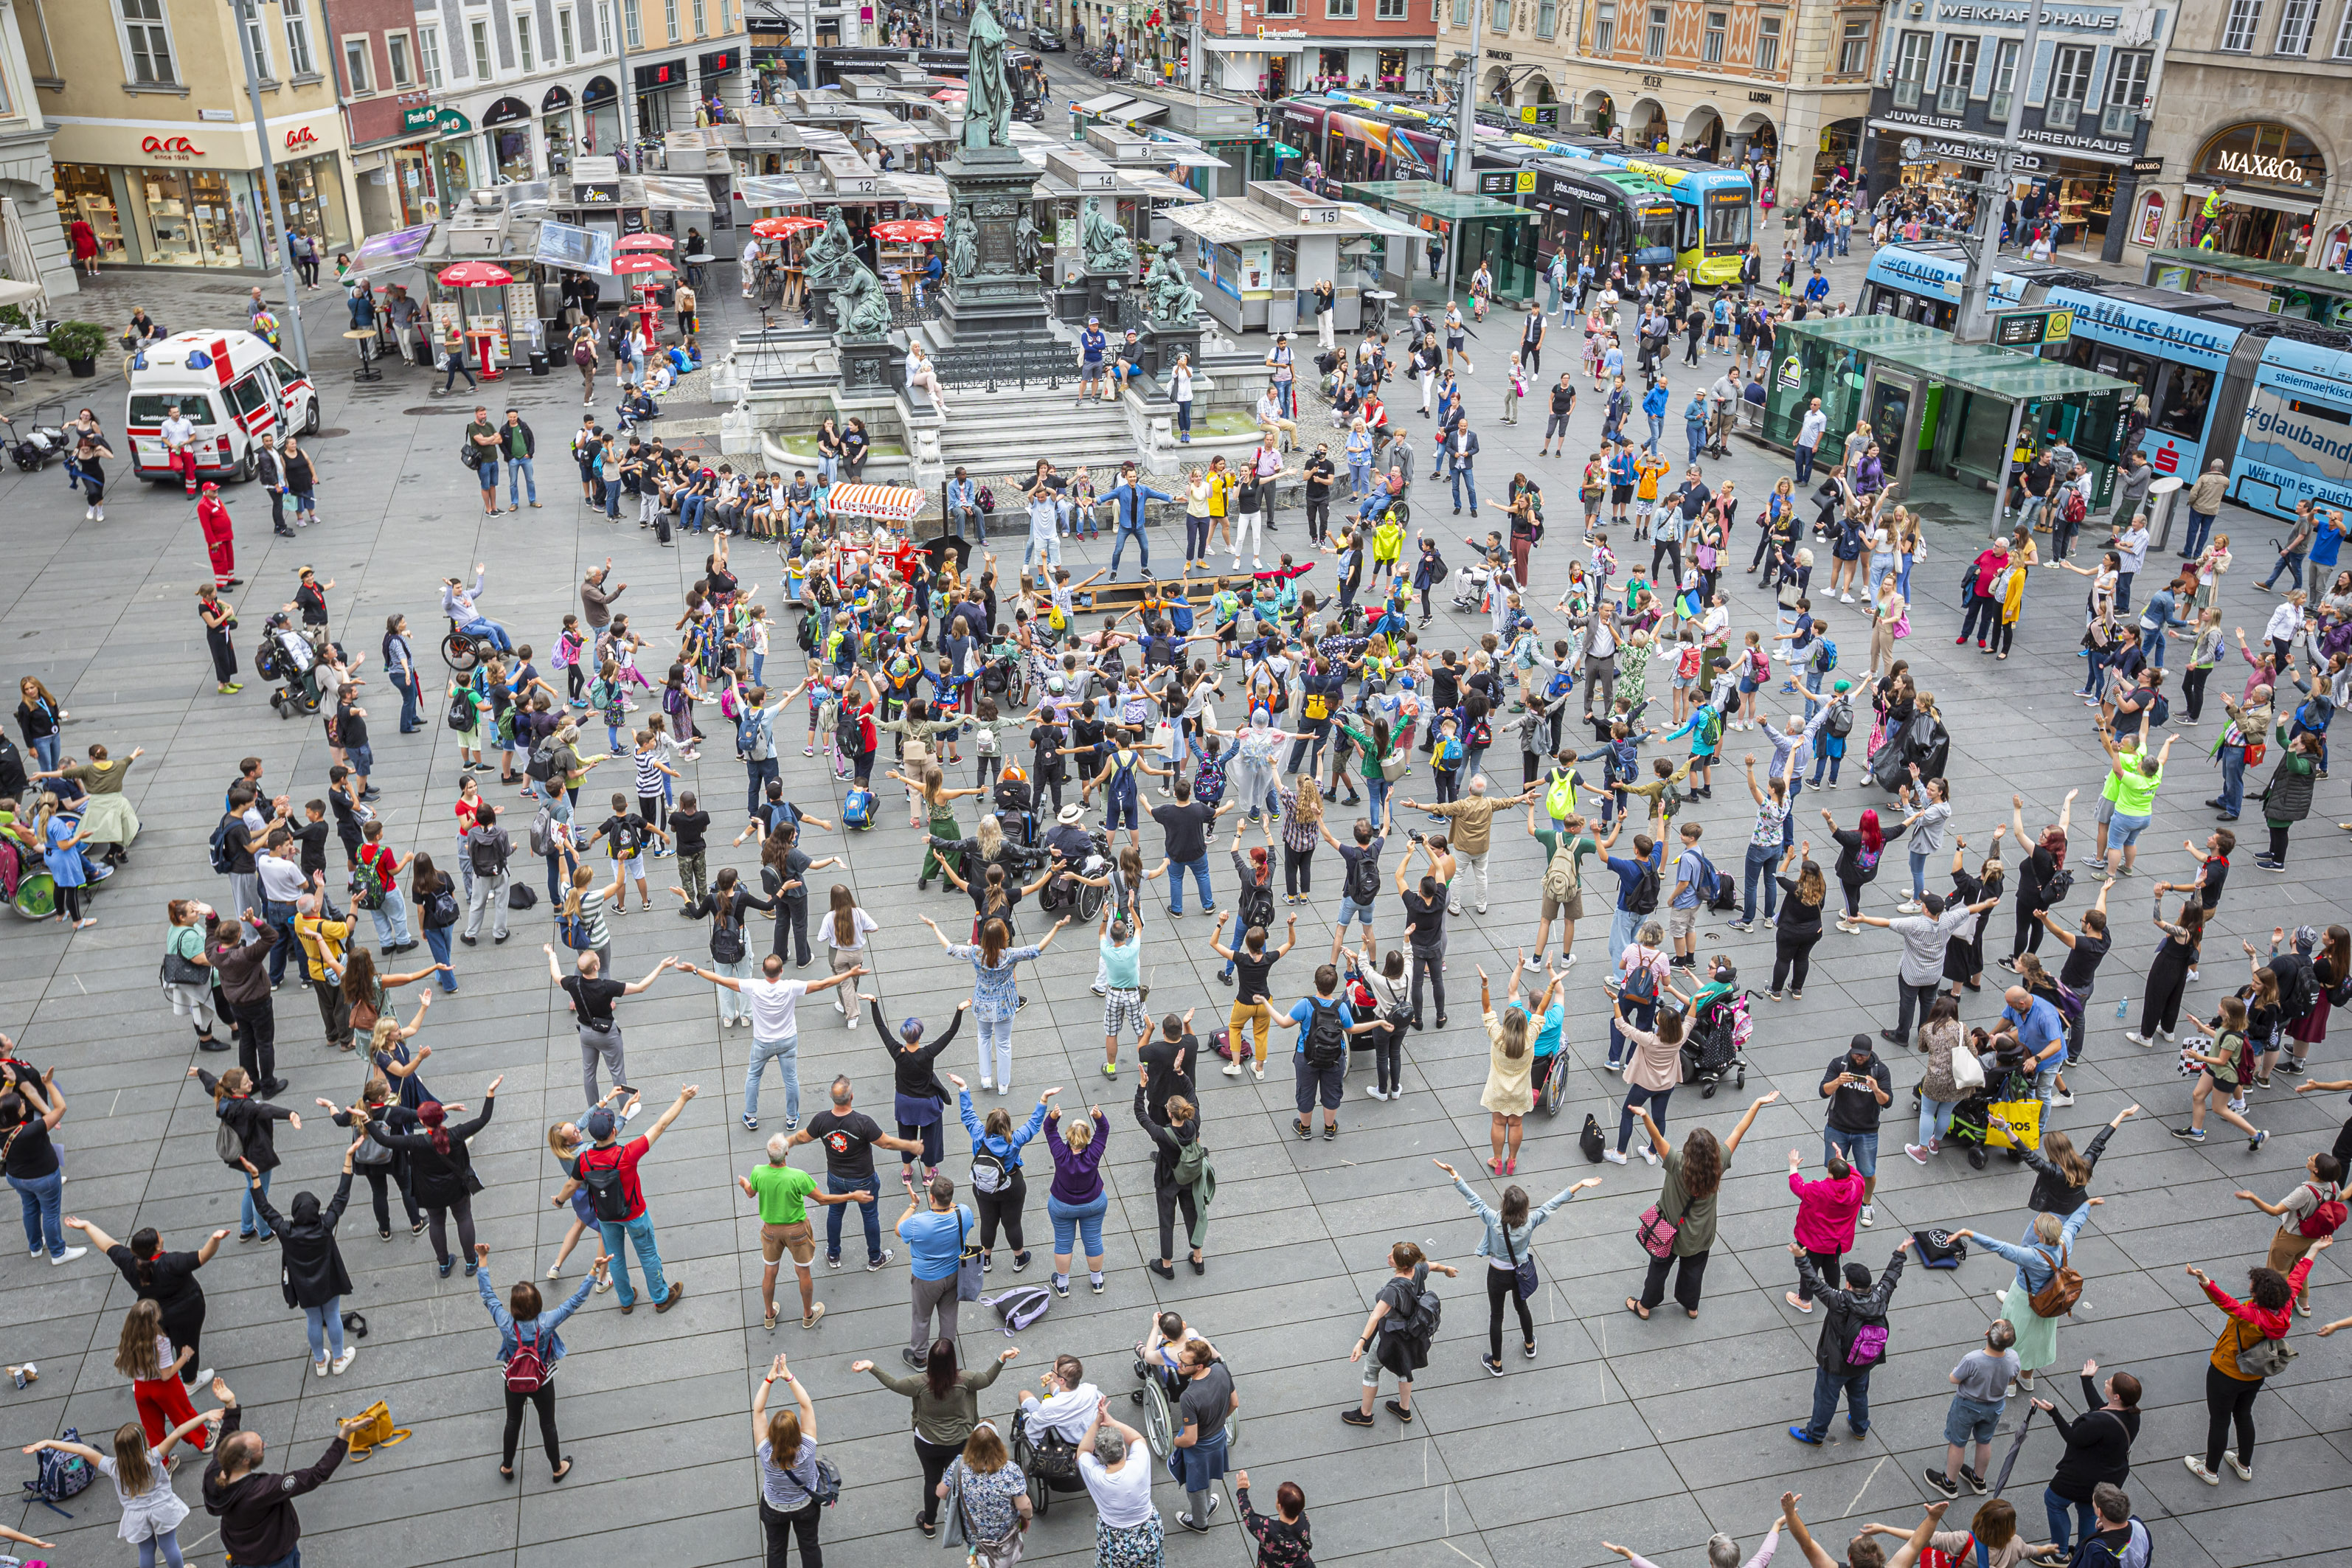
left=140, top=135, right=204, bottom=160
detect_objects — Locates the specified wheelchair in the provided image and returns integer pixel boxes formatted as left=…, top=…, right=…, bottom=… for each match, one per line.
left=440, top=617, right=498, bottom=673
left=1008, top=1416, right=1086, bottom=1517
left=0, top=808, right=113, bottom=920
left=1129, top=1346, right=1243, bottom=1460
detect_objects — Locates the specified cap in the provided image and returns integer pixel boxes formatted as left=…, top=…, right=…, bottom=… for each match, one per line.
left=584, top=1109, right=617, bottom=1140
left=1057, top=803, right=1085, bottom=825
left=1833, top=679, right=1851, bottom=692
left=1086, top=314, right=1100, bottom=325
left=201, top=482, right=219, bottom=493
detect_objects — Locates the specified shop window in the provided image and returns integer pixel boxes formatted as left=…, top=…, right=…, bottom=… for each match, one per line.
left=518, top=13, right=534, bottom=69
left=1701, top=10, right=1724, bottom=61
left=282, top=0, right=316, bottom=74
left=2222, top=0, right=2263, bottom=50
left=117, top=0, right=177, bottom=86
left=1836, top=16, right=1872, bottom=74
left=1595, top=2, right=1614, bottom=52
left=418, top=27, right=443, bottom=86
left=2276, top=0, right=2317, bottom=51
left=53, top=165, right=124, bottom=263
left=559, top=8, right=575, bottom=61
left=471, top=18, right=491, bottom=79
left=1755, top=13, right=1780, bottom=71
left=389, top=32, right=412, bottom=85
left=343, top=36, right=370, bottom=91
left=1644, top=5, right=1666, bottom=57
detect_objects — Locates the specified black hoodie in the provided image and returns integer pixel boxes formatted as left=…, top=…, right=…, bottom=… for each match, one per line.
left=254, top=1173, right=353, bottom=1308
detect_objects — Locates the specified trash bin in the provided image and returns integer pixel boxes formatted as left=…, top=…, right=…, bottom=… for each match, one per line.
left=2145, top=474, right=2185, bottom=551
left=527, top=350, right=550, bottom=377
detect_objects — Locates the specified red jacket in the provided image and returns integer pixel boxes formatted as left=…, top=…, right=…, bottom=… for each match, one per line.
left=2204, top=1255, right=2314, bottom=1379
left=198, top=497, right=233, bottom=546
left=1790, top=1168, right=1866, bottom=1253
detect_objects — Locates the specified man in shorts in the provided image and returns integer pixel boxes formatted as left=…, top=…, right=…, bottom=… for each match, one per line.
left=1077, top=315, right=1109, bottom=402
left=1665, top=821, right=1707, bottom=968
left=1530, top=806, right=1595, bottom=971
left=739, top=1132, right=874, bottom=1330
left=1323, top=811, right=1390, bottom=957
left=1100, top=915, right=1148, bottom=1078
left=1926, top=1319, right=2019, bottom=1497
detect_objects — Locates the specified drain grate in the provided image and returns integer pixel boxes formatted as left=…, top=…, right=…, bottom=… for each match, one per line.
left=315, top=427, right=350, bottom=438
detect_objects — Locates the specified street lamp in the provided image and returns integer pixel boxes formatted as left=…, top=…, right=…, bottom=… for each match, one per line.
left=230, top=0, right=311, bottom=374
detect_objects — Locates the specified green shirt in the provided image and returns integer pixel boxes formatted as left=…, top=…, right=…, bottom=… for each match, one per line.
left=746, top=1162, right=817, bottom=1224
left=2111, top=760, right=2162, bottom=816
left=505, top=423, right=530, bottom=459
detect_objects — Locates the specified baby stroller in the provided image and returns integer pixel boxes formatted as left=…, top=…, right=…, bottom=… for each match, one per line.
left=1680, top=982, right=1752, bottom=1098
left=254, top=612, right=322, bottom=719
left=1929, top=1063, right=2039, bottom=1170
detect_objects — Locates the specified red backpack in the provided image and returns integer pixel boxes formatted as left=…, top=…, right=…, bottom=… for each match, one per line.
left=2298, top=1182, right=2348, bottom=1239
left=504, top=1321, right=549, bottom=1392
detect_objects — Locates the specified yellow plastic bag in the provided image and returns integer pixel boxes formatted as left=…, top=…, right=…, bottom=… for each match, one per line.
left=1984, top=1098, right=2041, bottom=1152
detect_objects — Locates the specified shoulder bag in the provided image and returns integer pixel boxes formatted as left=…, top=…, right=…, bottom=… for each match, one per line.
left=954, top=1210, right=984, bottom=1302
left=1502, top=1222, right=1538, bottom=1302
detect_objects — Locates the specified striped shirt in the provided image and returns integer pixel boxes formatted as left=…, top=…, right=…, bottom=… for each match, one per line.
left=634, top=749, right=664, bottom=797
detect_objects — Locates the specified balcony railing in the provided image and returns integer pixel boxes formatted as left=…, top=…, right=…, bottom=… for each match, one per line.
left=2042, top=96, right=2081, bottom=131
left=1935, top=82, right=1968, bottom=114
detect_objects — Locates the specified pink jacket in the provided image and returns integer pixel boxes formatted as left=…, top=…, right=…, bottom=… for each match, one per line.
left=1790, top=1168, right=1867, bottom=1253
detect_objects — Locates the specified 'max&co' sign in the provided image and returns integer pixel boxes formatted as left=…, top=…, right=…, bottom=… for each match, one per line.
left=1935, top=2, right=2126, bottom=28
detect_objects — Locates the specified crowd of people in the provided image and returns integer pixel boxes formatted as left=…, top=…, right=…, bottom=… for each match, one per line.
left=8, top=201, right=2352, bottom=1568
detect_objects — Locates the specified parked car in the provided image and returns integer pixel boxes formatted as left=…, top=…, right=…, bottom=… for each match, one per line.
left=1030, top=26, right=1064, bottom=49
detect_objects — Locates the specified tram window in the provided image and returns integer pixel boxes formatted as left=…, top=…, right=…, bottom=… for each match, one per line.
left=1676, top=205, right=1699, bottom=253
left=1634, top=207, right=1675, bottom=256
left=1703, top=200, right=1750, bottom=249
left=2153, top=364, right=2216, bottom=440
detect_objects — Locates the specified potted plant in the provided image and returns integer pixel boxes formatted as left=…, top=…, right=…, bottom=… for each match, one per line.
left=48, top=320, right=107, bottom=377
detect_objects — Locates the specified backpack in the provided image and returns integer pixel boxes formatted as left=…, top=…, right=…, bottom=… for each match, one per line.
left=1392, top=1272, right=1443, bottom=1346
left=842, top=788, right=876, bottom=830
left=1238, top=879, right=1276, bottom=934
left=1544, top=767, right=1578, bottom=819
left=980, top=1283, right=1052, bottom=1336
left=421, top=882, right=460, bottom=930
left=576, top=1145, right=634, bottom=1222
left=1437, top=734, right=1463, bottom=767
left=1697, top=708, right=1724, bottom=749
left=529, top=805, right=558, bottom=858
left=1302, top=998, right=1348, bottom=1069
left=446, top=690, right=476, bottom=732
left=525, top=736, right=561, bottom=783
left=347, top=854, right=388, bottom=912
left=1542, top=843, right=1579, bottom=903
left=468, top=831, right=507, bottom=878
left=970, top=1144, right=1008, bottom=1196
left=2027, top=1243, right=2084, bottom=1319
left=214, top=1111, right=247, bottom=1170
left=2236, top=1328, right=2297, bottom=1378
left=1303, top=686, right=1331, bottom=722
left=1844, top=1317, right=1890, bottom=1370
left=1345, top=848, right=1381, bottom=904
left=2272, top=953, right=2321, bottom=1025
left=1811, top=637, right=1839, bottom=673
left=1626, top=856, right=1661, bottom=915
left=2061, top=486, right=2087, bottom=526
left=1825, top=697, right=1853, bottom=738
left=2297, top=1182, right=2348, bottom=1238
left=1696, top=850, right=1736, bottom=912
left=504, top=1321, right=551, bottom=1392
left=24, top=1426, right=95, bottom=1513
left=209, top=811, right=241, bottom=875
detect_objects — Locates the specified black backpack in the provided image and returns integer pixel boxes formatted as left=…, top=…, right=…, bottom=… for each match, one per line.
left=1238, top=879, right=1275, bottom=934
left=525, top=736, right=561, bottom=783
left=468, top=830, right=508, bottom=879
left=1302, top=999, right=1348, bottom=1068
left=2273, top=953, right=2321, bottom=1025
left=1626, top=856, right=1661, bottom=915
left=1346, top=849, right=1381, bottom=904
left=208, top=811, right=240, bottom=875
left=1393, top=1272, right=1443, bottom=1346
left=577, top=1145, right=633, bottom=1222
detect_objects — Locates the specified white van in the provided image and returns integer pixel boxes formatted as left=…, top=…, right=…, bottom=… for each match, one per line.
left=122, top=330, right=319, bottom=485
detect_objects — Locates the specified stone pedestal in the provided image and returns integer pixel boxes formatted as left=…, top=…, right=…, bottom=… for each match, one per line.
left=839, top=336, right=897, bottom=394
left=1141, top=319, right=1202, bottom=379
left=939, top=144, right=1052, bottom=347
left=1080, top=270, right=1131, bottom=328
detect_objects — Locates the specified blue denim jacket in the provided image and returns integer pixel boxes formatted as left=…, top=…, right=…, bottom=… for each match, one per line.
left=1974, top=1203, right=2092, bottom=1296
left=479, top=1263, right=595, bottom=1364
left=960, top=1092, right=1047, bottom=1172
left=1449, top=1173, right=1583, bottom=1261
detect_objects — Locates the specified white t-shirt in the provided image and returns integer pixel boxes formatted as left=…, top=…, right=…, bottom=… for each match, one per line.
left=743, top=977, right=810, bottom=1038
left=160, top=415, right=194, bottom=451
left=821, top=907, right=878, bottom=952
left=1080, top=1451, right=1157, bottom=1527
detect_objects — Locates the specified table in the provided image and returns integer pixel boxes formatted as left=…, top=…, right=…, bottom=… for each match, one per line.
left=684, top=252, right=714, bottom=288
left=1361, top=289, right=1395, bottom=338
left=464, top=330, right=504, bottom=381
left=344, top=327, right=381, bottom=384
left=0, top=330, right=49, bottom=374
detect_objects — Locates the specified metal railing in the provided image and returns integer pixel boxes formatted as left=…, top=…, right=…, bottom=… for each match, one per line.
left=934, top=342, right=1080, bottom=392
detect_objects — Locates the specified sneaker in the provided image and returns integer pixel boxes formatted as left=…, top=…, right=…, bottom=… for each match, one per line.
left=1340, top=1408, right=1376, bottom=1427
left=1524, top=1337, right=1538, bottom=1359
left=1788, top=1426, right=1823, bottom=1445
left=1922, top=1468, right=1959, bottom=1499
left=1640, top=1145, right=1659, bottom=1167
left=1250, top=1064, right=1263, bottom=1081
left=2251, top=1129, right=2269, bottom=1151
left=1895, top=900, right=1923, bottom=915
left=313, top=1358, right=330, bottom=1378
left=865, top=1249, right=895, bottom=1272
left=1961, top=1465, right=1988, bottom=1496
left=742, top=1113, right=759, bottom=1131
left=47, top=1246, right=86, bottom=1266
left=2047, top=1091, right=2075, bottom=1108
left=1858, top=1205, right=1875, bottom=1227
left=1481, top=1353, right=1504, bottom=1376
left=2184, top=1455, right=2221, bottom=1485
left=1223, top=1061, right=1242, bottom=1078
left=330, top=1347, right=357, bottom=1375
left=1603, top=1149, right=1628, bottom=1165
left=2224, top=1453, right=2252, bottom=1481
left=2123, top=1031, right=2154, bottom=1047
left=1904, top=1143, right=1929, bottom=1165
left=2171, top=1125, right=2207, bottom=1142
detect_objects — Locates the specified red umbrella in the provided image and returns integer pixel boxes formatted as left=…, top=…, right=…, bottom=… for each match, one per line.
left=872, top=218, right=944, bottom=243
left=610, top=254, right=676, bottom=276
left=617, top=233, right=675, bottom=251
left=752, top=215, right=825, bottom=238
left=932, top=87, right=967, bottom=102
left=436, top=260, right=514, bottom=287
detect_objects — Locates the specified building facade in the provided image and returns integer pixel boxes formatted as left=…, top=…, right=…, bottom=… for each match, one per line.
left=1437, top=0, right=1879, bottom=195
left=0, top=0, right=73, bottom=301
left=32, top=0, right=361, bottom=271
left=2128, top=0, right=2352, bottom=268
left=1855, top=0, right=2170, bottom=264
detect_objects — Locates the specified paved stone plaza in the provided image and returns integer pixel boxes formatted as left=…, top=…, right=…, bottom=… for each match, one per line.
left=1, top=232, right=2348, bottom=1568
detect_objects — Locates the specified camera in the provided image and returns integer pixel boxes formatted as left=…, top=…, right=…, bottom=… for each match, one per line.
left=1407, top=829, right=1425, bottom=844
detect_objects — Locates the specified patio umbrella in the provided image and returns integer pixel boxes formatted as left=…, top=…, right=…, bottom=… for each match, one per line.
left=435, top=260, right=514, bottom=288
left=932, top=88, right=968, bottom=102
left=609, top=254, right=676, bottom=277
left=752, top=215, right=825, bottom=238
left=871, top=218, right=944, bottom=243
left=617, top=233, right=676, bottom=251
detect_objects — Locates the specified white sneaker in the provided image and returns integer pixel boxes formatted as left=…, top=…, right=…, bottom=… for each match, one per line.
left=1249, top=1064, right=1264, bottom=1081
left=1839, top=592, right=1855, bottom=603
left=1640, top=1145, right=1660, bottom=1167
left=1896, top=901, right=1923, bottom=915
left=48, top=1246, right=85, bottom=1266
left=330, top=1347, right=356, bottom=1375
left=2123, top=1031, right=2154, bottom=1047
left=1858, top=1205, right=1875, bottom=1227
left=313, top=1358, right=330, bottom=1378
left=2224, top=1453, right=2252, bottom=1481
left=1223, top=1061, right=1242, bottom=1077
left=1603, top=1149, right=1628, bottom=1165
left=1365, top=1086, right=1389, bottom=1101
left=2048, top=1091, right=2075, bottom=1108
left=195, top=1367, right=214, bottom=1385
left=2184, top=1455, right=2220, bottom=1485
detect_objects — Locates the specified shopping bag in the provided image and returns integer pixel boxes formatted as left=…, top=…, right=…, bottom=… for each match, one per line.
left=1982, top=1097, right=2040, bottom=1151
left=340, top=1398, right=412, bottom=1461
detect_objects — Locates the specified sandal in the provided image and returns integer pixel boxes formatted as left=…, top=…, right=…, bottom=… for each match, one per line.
left=1625, top=1297, right=1651, bottom=1319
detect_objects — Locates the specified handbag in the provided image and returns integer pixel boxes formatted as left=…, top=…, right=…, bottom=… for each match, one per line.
left=1949, top=1044, right=1987, bottom=1092
left=339, top=1398, right=412, bottom=1461
left=161, top=947, right=209, bottom=987
left=955, top=1211, right=984, bottom=1303
left=1635, top=1202, right=1680, bottom=1259
left=1502, top=1224, right=1538, bottom=1302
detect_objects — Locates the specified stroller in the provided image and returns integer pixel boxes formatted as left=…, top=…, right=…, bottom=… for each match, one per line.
left=254, top=613, right=324, bottom=719
left=1679, top=976, right=1752, bottom=1098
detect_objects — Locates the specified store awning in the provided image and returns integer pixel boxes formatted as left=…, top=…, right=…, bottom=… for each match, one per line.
left=1204, top=36, right=1309, bottom=52
left=828, top=482, right=923, bottom=522
left=0, top=277, right=41, bottom=312
left=2185, top=181, right=2319, bottom=216
left=1074, top=92, right=1137, bottom=114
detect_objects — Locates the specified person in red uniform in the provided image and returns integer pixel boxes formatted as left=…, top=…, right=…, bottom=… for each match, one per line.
left=198, top=482, right=240, bottom=589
